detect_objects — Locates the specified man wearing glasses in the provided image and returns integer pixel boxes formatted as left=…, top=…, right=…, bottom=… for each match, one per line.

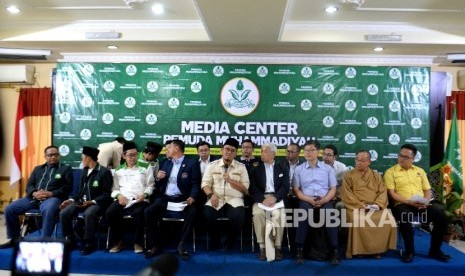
left=292, top=140, right=339, bottom=265
left=322, top=145, right=348, bottom=208
left=384, top=143, right=450, bottom=263
left=105, top=141, right=155, bottom=254
left=0, top=146, right=73, bottom=248
left=279, top=143, right=302, bottom=192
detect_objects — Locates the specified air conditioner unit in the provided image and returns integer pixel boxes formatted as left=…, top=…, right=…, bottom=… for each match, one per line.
left=0, top=65, right=35, bottom=84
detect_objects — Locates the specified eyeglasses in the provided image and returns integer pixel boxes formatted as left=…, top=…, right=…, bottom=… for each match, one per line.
left=287, top=150, right=298, bottom=154
left=323, top=153, right=334, bottom=157
left=125, top=153, right=138, bottom=158
left=45, top=153, right=60, bottom=157
left=304, top=149, right=319, bottom=153
left=398, top=154, right=413, bottom=160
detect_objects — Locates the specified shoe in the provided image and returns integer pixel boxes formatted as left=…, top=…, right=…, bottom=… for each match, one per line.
left=145, top=246, right=163, bottom=258
left=109, top=241, right=125, bottom=253
left=428, top=251, right=451, bottom=262
left=224, top=239, right=235, bottom=252
left=296, top=247, right=304, bottom=264
left=80, top=243, right=95, bottom=255
left=65, top=236, right=77, bottom=250
left=402, top=253, right=414, bottom=263
left=330, top=249, right=340, bottom=265
left=275, top=248, right=283, bottom=261
left=177, top=246, right=189, bottom=260
left=258, top=248, right=266, bottom=261
left=0, top=240, right=14, bottom=249
left=134, top=243, right=144, bottom=254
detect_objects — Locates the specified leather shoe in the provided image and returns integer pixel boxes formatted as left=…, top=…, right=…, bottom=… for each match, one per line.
left=109, top=240, right=125, bottom=253
left=145, top=247, right=163, bottom=258
left=177, top=247, right=189, bottom=260
left=80, top=243, right=95, bottom=255
left=275, top=248, right=283, bottom=261
left=0, top=240, right=14, bottom=249
left=428, top=251, right=451, bottom=262
left=296, top=248, right=304, bottom=264
left=402, top=253, right=414, bottom=263
left=258, top=248, right=266, bottom=261
left=330, top=249, right=340, bottom=265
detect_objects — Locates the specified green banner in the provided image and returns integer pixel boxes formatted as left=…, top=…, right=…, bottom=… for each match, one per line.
left=53, top=63, right=430, bottom=173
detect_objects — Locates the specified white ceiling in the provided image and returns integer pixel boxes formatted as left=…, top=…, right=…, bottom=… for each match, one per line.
left=1, top=0, right=465, bottom=65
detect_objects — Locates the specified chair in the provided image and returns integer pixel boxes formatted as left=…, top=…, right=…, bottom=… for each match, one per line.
left=106, top=214, right=137, bottom=250
left=159, top=211, right=196, bottom=252
left=251, top=218, right=290, bottom=253
left=20, top=209, right=58, bottom=238
left=75, top=212, right=103, bottom=249
left=396, top=213, right=430, bottom=256
left=206, top=217, right=243, bottom=252
left=20, top=169, right=82, bottom=238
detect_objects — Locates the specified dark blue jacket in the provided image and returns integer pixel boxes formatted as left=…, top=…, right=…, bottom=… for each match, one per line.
left=26, top=162, right=73, bottom=200
left=155, top=157, right=201, bottom=201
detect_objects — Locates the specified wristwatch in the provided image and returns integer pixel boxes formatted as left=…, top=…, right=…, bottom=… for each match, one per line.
left=207, top=193, right=214, bottom=200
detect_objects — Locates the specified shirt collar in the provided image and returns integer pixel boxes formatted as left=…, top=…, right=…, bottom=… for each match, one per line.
left=172, top=155, right=185, bottom=165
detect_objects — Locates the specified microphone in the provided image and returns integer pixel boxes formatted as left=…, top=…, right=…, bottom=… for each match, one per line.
left=223, top=164, right=229, bottom=173
left=137, top=253, right=179, bottom=276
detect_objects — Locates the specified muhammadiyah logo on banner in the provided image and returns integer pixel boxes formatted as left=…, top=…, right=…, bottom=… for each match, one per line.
left=221, top=78, right=259, bottom=117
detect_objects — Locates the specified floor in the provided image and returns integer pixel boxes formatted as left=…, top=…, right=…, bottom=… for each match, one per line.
left=0, top=215, right=465, bottom=275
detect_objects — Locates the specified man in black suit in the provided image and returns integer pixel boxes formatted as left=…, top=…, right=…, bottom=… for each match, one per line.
left=196, top=141, right=218, bottom=178
left=59, top=146, right=113, bottom=255
left=238, top=139, right=262, bottom=175
left=278, top=143, right=303, bottom=195
left=195, top=141, right=218, bottom=205
left=144, top=139, right=201, bottom=259
left=249, top=143, right=289, bottom=261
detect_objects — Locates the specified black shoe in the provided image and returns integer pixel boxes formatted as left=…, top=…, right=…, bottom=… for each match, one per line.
left=428, top=251, right=451, bottom=262
left=258, top=248, right=266, bottom=261
left=224, top=238, right=235, bottom=252
left=80, top=243, right=95, bottom=255
left=402, top=253, right=414, bottom=263
left=0, top=240, right=14, bottom=249
left=275, top=248, right=284, bottom=261
left=296, top=247, right=304, bottom=264
left=330, top=249, right=340, bottom=265
left=145, top=246, right=163, bottom=258
left=65, top=236, right=77, bottom=250
left=177, top=246, right=189, bottom=260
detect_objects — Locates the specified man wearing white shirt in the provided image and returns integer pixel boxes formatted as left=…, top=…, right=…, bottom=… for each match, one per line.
left=249, top=143, right=289, bottom=261
left=322, top=144, right=349, bottom=207
left=196, top=141, right=218, bottom=178
left=105, top=141, right=155, bottom=254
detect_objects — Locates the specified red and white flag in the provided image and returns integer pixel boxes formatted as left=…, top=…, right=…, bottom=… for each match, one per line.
left=10, top=94, right=28, bottom=186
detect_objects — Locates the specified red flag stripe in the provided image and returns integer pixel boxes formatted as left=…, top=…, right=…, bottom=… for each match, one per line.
left=10, top=94, right=28, bottom=185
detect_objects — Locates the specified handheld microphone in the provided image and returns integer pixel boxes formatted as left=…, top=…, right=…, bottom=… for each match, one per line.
left=223, top=164, right=229, bottom=173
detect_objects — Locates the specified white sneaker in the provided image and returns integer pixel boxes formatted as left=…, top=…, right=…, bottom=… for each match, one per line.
left=134, top=243, right=144, bottom=254
left=109, top=241, right=125, bottom=253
